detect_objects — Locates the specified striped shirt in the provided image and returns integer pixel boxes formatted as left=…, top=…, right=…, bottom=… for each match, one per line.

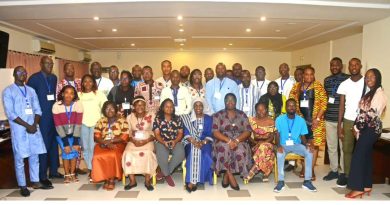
left=52, top=101, right=83, bottom=146
left=237, top=83, right=257, bottom=117
left=324, top=73, right=349, bottom=122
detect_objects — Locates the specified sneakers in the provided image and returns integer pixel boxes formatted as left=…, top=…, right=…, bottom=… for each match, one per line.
left=273, top=181, right=285, bottom=193
left=323, top=171, right=339, bottom=181
left=337, top=173, right=348, bottom=188
left=165, top=175, right=175, bottom=187
left=20, top=187, right=30, bottom=197
left=302, top=180, right=317, bottom=192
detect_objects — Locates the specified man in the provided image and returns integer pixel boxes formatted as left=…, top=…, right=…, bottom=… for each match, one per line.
left=294, top=67, right=304, bottom=83
left=251, top=66, right=270, bottom=101
left=109, top=65, right=120, bottom=86
left=205, top=63, right=239, bottom=114
left=336, top=58, right=365, bottom=187
left=156, top=60, right=172, bottom=88
left=179, top=65, right=191, bottom=87
left=323, top=57, right=350, bottom=182
left=134, top=66, right=164, bottom=114
left=160, top=70, right=192, bottom=115
left=276, top=63, right=296, bottom=98
left=274, top=99, right=317, bottom=193
left=238, top=70, right=257, bottom=117
left=91, top=62, right=114, bottom=96
left=232, top=63, right=243, bottom=85
left=226, top=69, right=234, bottom=80
left=131, top=64, right=143, bottom=88
left=3, top=66, right=51, bottom=197
left=27, top=56, right=60, bottom=188
left=204, top=67, right=214, bottom=83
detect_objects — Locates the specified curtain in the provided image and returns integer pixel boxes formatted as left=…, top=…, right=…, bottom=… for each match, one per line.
left=6, top=50, right=44, bottom=76
left=56, top=58, right=90, bottom=80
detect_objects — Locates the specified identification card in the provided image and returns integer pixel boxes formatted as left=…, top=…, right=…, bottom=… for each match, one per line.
left=243, top=106, right=250, bottom=112
left=198, top=124, right=203, bottom=130
left=286, top=139, right=294, bottom=146
left=214, top=92, right=222, bottom=99
left=106, top=129, right=113, bottom=140
left=154, top=96, right=160, bottom=100
left=47, top=94, right=55, bottom=101
left=328, top=97, right=335, bottom=104
left=300, top=100, right=309, bottom=108
left=122, top=102, right=130, bottom=110
left=134, top=131, right=145, bottom=140
left=25, top=108, right=33, bottom=115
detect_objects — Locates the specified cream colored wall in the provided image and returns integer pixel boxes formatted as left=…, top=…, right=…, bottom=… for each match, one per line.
left=91, top=50, right=291, bottom=81
left=362, top=16, right=390, bottom=127
left=332, top=33, right=362, bottom=67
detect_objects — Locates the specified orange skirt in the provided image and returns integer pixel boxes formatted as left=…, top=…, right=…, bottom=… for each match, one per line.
left=91, top=143, right=126, bottom=182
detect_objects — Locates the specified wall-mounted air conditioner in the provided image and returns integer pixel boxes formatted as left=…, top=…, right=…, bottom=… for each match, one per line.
left=33, top=40, right=56, bottom=54
left=78, top=52, right=91, bottom=63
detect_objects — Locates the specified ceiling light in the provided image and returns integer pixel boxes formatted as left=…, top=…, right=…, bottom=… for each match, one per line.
left=179, top=24, right=183, bottom=27
left=131, top=43, right=135, bottom=47
left=223, top=48, right=227, bottom=50
left=275, top=29, right=281, bottom=32
left=96, top=29, right=103, bottom=33
left=179, top=28, right=184, bottom=32
left=246, top=28, right=252, bottom=32
left=287, top=22, right=297, bottom=25
left=228, top=43, right=233, bottom=46
left=180, top=43, right=184, bottom=46
left=177, top=15, right=183, bottom=20
left=93, top=16, right=99, bottom=21
left=260, top=16, right=266, bottom=21
left=112, top=28, right=117, bottom=32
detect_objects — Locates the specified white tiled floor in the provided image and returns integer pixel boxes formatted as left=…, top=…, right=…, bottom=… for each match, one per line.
left=1, top=164, right=389, bottom=201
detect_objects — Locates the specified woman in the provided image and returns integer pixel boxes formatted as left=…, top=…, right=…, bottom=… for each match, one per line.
left=289, top=67, right=327, bottom=181
left=188, top=69, right=212, bottom=115
left=152, top=99, right=185, bottom=187
left=53, top=85, right=83, bottom=183
left=122, top=96, right=157, bottom=191
left=108, top=70, right=134, bottom=118
left=78, top=74, right=107, bottom=181
left=258, top=81, right=286, bottom=119
left=181, top=98, right=214, bottom=192
left=212, top=93, right=252, bottom=191
left=345, top=68, right=387, bottom=198
left=92, top=101, right=129, bottom=190
left=244, top=102, right=276, bottom=183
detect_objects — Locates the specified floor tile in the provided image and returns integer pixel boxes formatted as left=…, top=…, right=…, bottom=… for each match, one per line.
left=275, top=196, right=300, bottom=200
left=78, top=184, right=102, bottom=191
left=285, top=182, right=302, bottom=189
left=159, top=198, right=183, bottom=201
left=227, top=190, right=251, bottom=197
left=6, top=189, right=34, bottom=197
left=114, top=191, right=139, bottom=198
left=332, top=187, right=349, bottom=195
left=383, top=193, right=390, bottom=198
left=44, top=198, right=67, bottom=201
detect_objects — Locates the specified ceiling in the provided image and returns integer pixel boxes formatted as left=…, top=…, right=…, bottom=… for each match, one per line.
left=0, top=0, right=389, bottom=52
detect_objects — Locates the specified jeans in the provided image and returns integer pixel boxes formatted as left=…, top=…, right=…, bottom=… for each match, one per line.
left=81, top=125, right=95, bottom=170
left=277, top=144, right=313, bottom=181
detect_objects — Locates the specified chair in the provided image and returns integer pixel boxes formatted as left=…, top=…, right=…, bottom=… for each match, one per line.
left=122, top=174, right=156, bottom=186
left=273, top=153, right=304, bottom=183
left=182, top=159, right=217, bottom=185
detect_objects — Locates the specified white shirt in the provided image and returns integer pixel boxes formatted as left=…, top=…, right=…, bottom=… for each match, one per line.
left=337, top=77, right=366, bottom=121
left=238, top=83, right=257, bottom=117
left=156, top=76, right=172, bottom=88
left=275, top=76, right=296, bottom=98
left=251, top=79, right=270, bottom=102
left=160, top=86, right=192, bottom=115
left=95, top=77, right=114, bottom=96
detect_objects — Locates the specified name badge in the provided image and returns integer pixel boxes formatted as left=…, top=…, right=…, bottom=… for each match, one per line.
left=47, top=94, right=55, bottom=101
left=198, top=124, right=203, bottom=130
left=122, top=102, right=130, bottom=110
left=243, top=106, right=250, bottom=112
left=25, top=108, right=33, bottom=115
left=286, top=139, right=294, bottom=146
left=300, top=100, right=309, bottom=108
left=134, top=131, right=145, bottom=140
left=106, top=129, right=113, bottom=140
left=328, top=97, right=335, bottom=104
left=214, top=92, right=222, bottom=99
left=154, top=96, right=160, bottom=100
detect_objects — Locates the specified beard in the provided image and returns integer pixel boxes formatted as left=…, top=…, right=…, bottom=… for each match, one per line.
left=180, top=73, right=189, bottom=79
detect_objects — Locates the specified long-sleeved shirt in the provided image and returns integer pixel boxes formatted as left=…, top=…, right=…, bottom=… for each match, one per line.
left=251, top=79, right=270, bottom=102
left=95, top=76, right=114, bottom=96
left=78, top=91, right=107, bottom=127
left=52, top=101, right=83, bottom=146
left=237, top=83, right=257, bottom=117
left=205, top=77, right=239, bottom=114
left=160, top=86, right=192, bottom=115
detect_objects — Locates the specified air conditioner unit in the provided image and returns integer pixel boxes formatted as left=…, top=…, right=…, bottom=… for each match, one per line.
left=33, top=40, right=56, bottom=54
left=78, top=52, right=92, bottom=63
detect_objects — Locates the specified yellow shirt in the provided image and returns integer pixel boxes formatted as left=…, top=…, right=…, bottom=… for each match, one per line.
left=78, top=90, right=107, bottom=127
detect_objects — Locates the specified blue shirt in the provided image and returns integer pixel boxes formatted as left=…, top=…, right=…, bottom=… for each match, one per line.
left=275, top=114, right=308, bottom=145
left=205, top=77, right=239, bottom=114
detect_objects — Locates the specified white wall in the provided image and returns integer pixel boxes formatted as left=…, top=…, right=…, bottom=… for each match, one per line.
left=91, top=50, right=291, bottom=81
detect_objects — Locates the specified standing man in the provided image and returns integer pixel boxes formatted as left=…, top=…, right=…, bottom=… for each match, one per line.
left=205, top=62, right=239, bottom=114
left=336, top=58, right=365, bottom=187
left=91, top=62, right=114, bottom=96
left=232, top=63, right=243, bottom=85
left=251, top=66, right=270, bottom=102
left=109, top=65, right=120, bottom=86
left=323, top=57, right=349, bottom=182
left=276, top=63, right=296, bottom=99
left=179, top=65, right=191, bottom=87
left=3, top=66, right=51, bottom=197
left=131, top=64, right=143, bottom=88
left=204, top=67, right=214, bottom=83
left=27, top=56, right=60, bottom=187
left=294, top=67, right=304, bottom=83
left=156, top=60, right=172, bottom=88
left=238, top=70, right=257, bottom=117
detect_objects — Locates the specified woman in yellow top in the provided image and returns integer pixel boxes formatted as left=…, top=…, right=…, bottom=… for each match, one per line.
left=289, top=67, right=327, bottom=181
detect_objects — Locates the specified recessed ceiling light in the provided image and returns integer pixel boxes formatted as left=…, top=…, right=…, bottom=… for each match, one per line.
left=180, top=43, right=184, bottom=46
left=93, top=16, right=99, bottom=21
left=246, top=28, right=252, bottom=32
left=177, top=15, right=183, bottom=20
left=179, top=28, right=184, bottom=32
left=112, top=28, right=117, bottom=32
left=275, top=29, right=281, bottom=32
left=131, top=43, right=135, bottom=47
left=228, top=43, right=233, bottom=46
left=260, top=16, right=266, bottom=21
left=96, top=29, right=103, bottom=33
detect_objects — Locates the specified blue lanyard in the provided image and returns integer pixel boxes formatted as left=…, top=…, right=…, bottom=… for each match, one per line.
left=286, top=115, right=295, bottom=137
left=280, top=78, right=288, bottom=93
left=42, top=72, right=52, bottom=93
left=64, top=102, right=74, bottom=124
left=66, top=80, right=75, bottom=87
left=15, top=84, right=30, bottom=106
left=172, top=87, right=178, bottom=106
left=219, top=78, right=225, bottom=92
left=302, top=82, right=312, bottom=100
left=97, top=78, right=102, bottom=88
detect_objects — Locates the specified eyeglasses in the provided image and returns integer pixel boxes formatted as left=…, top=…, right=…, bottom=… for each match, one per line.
left=16, top=71, right=27, bottom=75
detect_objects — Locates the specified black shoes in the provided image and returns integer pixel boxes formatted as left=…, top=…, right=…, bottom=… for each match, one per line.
left=323, top=171, right=339, bottom=181
left=230, top=184, right=240, bottom=191
left=49, top=173, right=64, bottom=179
left=337, top=173, right=348, bottom=188
left=284, top=164, right=295, bottom=172
left=20, top=187, right=30, bottom=197
left=36, top=180, right=54, bottom=189
left=144, top=183, right=154, bottom=191
left=124, top=182, right=137, bottom=190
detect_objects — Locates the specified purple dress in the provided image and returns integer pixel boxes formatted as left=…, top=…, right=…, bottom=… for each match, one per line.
left=212, top=109, right=252, bottom=176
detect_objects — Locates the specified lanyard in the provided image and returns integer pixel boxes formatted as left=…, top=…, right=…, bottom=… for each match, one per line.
left=280, top=78, right=288, bottom=93
left=302, top=82, right=312, bottom=100
left=64, top=102, right=74, bottom=124
left=330, top=77, right=340, bottom=97
left=16, top=84, right=30, bottom=106
left=97, top=78, right=102, bottom=88
left=257, top=81, right=265, bottom=92
left=244, top=87, right=249, bottom=104
left=219, top=78, right=225, bottom=92
left=66, top=80, right=75, bottom=87
left=42, top=72, right=52, bottom=93
left=172, top=87, right=179, bottom=106
left=286, top=115, right=295, bottom=138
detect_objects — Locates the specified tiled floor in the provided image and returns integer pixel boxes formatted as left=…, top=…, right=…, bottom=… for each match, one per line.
left=0, top=165, right=389, bottom=201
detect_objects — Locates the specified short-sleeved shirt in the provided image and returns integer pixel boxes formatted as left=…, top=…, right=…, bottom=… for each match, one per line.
left=323, top=73, right=349, bottom=122
left=152, top=116, right=183, bottom=141
left=336, top=77, right=365, bottom=121
left=275, top=114, right=308, bottom=145
left=212, top=109, right=252, bottom=140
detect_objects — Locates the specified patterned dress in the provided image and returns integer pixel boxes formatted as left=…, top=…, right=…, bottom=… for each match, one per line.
left=289, top=81, right=327, bottom=146
left=212, top=109, right=252, bottom=176
left=248, top=117, right=275, bottom=176
left=91, top=117, right=129, bottom=182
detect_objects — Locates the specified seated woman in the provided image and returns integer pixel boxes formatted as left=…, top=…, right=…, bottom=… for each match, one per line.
left=91, top=101, right=129, bottom=190
left=245, top=102, right=276, bottom=182
left=258, top=81, right=286, bottom=119
left=122, top=96, right=157, bottom=191
left=153, top=99, right=185, bottom=187
left=212, top=93, right=252, bottom=191
left=181, top=98, right=214, bottom=193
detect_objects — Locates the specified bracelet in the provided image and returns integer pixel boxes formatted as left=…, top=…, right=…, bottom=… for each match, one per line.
left=235, top=138, right=240, bottom=143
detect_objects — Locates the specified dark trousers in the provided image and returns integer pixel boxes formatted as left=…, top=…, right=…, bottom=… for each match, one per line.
left=39, top=127, right=60, bottom=180
left=347, top=127, right=379, bottom=191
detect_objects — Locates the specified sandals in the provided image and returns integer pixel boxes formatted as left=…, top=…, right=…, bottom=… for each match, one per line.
left=64, top=174, right=71, bottom=184
left=70, top=173, right=79, bottom=183
left=106, top=180, right=115, bottom=191
left=243, top=170, right=256, bottom=184
left=103, top=181, right=109, bottom=190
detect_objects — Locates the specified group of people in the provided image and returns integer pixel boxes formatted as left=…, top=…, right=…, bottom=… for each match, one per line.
left=2, top=56, right=387, bottom=199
